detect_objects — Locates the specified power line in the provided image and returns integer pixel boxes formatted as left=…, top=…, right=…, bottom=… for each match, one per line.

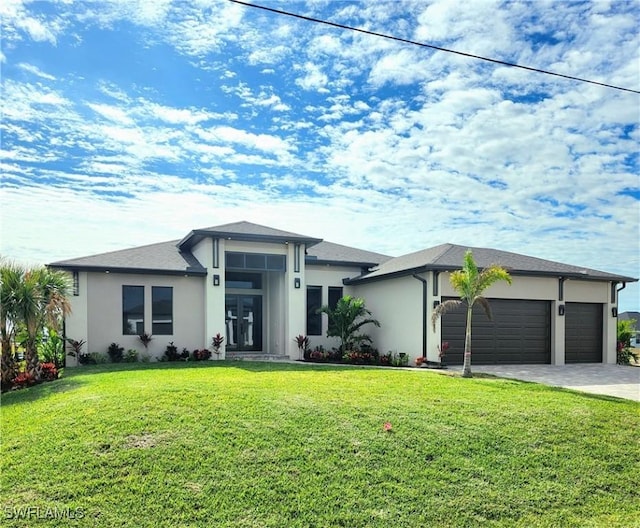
left=229, top=0, right=640, bottom=95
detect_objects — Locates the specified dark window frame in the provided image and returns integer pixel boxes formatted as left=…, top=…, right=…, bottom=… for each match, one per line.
left=306, top=285, right=322, bottom=336
left=152, top=286, right=173, bottom=336
left=122, top=285, right=144, bottom=335
left=328, top=287, right=343, bottom=310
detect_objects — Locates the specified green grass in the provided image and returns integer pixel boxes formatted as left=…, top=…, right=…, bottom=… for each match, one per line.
left=2, top=362, right=639, bottom=527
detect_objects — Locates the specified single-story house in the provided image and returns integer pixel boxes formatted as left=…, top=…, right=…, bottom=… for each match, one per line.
left=48, top=221, right=637, bottom=366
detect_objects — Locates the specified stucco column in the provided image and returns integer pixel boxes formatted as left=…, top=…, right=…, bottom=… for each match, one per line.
left=551, top=301, right=565, bottom=365
left=284, top=243, right=306, bottom=359
left=603, top=303, right=617, bottom=364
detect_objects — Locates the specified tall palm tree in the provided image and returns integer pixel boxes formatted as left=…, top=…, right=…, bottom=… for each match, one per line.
left=319, top=295, right=380, bottom=352
left=15, top=267, right=72, bottom=381
left=1, top=259, right=24, bottom=389
left=432, top=250, right=511, bottom=378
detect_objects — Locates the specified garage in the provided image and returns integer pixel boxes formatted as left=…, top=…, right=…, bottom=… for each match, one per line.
left=565, top=303, right=603, bottom=363
left=441, top=298, right=551, bottom=365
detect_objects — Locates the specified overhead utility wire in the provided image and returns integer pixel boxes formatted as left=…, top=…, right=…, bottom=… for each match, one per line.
left=229, top=0, right=640, bottom=95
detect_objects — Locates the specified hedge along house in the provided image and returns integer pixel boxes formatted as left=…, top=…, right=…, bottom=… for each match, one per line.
left=48, top=221, right=636, bottom=366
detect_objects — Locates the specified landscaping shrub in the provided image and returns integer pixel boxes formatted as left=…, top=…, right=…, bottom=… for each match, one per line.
left=192, top=349, right=212, bottom=361
left=107, top=343, right=124, bottom=363
left=40, top=362, right=58, bottom=381
left=11, top=372, right=35, bottom=389
left=124, top=349, right=139, bottom=363
left=161, top=342, right=189, bottom=362
left=617, top=319, right=639, bottom=364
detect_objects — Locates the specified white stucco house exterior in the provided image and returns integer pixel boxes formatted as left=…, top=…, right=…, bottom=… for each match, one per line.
left=49, top=221, right=636, bottom=366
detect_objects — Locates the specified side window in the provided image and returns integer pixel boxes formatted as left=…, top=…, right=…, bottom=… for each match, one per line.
left=152, top=286, right=173, bottom=335
left=328, top=287, right=343, bottom=310
left=306, top=286, right=322, bottom=336
left=123, top=286, right=144, bottom=335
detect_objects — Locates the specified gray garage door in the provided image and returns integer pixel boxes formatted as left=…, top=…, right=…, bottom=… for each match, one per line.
left=441, top=298, right=551, bottom=365
left=565, top=303, right=603, bottom=363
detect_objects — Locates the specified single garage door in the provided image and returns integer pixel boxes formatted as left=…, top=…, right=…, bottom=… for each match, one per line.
left=441, top=298, right=551, bottom=365
left=565, top=303, right=603, bottom=363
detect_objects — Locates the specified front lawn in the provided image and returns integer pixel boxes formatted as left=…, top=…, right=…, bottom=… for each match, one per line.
left=1, top=362, right=639, bottom=527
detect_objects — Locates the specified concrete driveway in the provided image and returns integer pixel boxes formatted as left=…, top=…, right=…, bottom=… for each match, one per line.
left=470, top=364, right=640, bottom=401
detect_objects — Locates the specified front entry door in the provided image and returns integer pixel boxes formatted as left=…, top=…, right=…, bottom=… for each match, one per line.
left=225, top=295, right=262, bottom=352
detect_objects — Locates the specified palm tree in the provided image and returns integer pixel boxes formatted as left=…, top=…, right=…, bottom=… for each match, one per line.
left=432, top=250, right=511, bottom=378
left=1, top=259, right=24, bottom=389
left=319, top=295, right=380, bottom=353
left=15, top=267, right=72, bottom=381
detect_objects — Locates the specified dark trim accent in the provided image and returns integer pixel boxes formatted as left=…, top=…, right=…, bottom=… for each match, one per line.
left=432, top=271, right=440, bottom=296
left=612, top=281, right=624, bottom=304
left=412, top=274, right=428, bottom=359
left=558, top=277, right=566, bottom=301
left=213, top=238, right=220, bottom=269
left=48, top=264, right=207, bottom=277
left=294, top=244, right=301, bottom=273
left=305, top=257, right=380, bottom=268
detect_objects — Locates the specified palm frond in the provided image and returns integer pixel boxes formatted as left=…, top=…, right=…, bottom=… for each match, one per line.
left=431, top=299, right=463, bottom=330
left=474, top=296, right=493, bottom=321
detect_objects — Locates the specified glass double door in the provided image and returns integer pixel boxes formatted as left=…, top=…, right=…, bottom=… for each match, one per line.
left=225, top=295, right=262, bottom=352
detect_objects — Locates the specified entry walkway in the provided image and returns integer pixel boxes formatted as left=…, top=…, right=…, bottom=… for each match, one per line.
left=471, top=364, right=640, bottom=401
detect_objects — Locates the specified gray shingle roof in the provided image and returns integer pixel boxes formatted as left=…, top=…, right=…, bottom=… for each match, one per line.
left=48, top=240, right=207, bottom=276
left=178, top=221, right=322, bottom=250
left=306, top=241, right=391, bottom=267
left=347, top=243, right=637, bottom=284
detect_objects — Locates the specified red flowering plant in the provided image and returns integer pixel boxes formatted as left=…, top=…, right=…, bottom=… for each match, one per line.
left=192, top=349, right=212, bottom=361
left=415, top=356, right=427, bottom=366
left=40, top=362, right=59, bottom=381
left=12, top=372, right=36, bottom=389
left=438, top=342, right=450, bottom=361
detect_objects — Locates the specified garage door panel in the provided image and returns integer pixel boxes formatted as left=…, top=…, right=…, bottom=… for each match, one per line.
left=442, top=299, right=551, bottom=365
left=565, top=303, right=602, bottom=363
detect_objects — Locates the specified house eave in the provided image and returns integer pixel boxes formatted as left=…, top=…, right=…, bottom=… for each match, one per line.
left=345, top=265, right=637, bottom=285
left=47, top=264, right=207, bottom=277
left=178, top=229, right=323, bottom=251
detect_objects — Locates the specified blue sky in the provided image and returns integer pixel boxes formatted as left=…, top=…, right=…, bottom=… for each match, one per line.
left=1, top=0, right=639, bottom=310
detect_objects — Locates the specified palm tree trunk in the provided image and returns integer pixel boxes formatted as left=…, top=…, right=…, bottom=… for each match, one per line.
left=1, top=337, right=16, bottom=390
left=25, top=339, right=41, bottom=381
left=462, top=305, right=473, bottom=378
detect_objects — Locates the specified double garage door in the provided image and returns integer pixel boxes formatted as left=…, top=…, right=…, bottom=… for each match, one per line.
left=441, top=299, right=602, bottom=365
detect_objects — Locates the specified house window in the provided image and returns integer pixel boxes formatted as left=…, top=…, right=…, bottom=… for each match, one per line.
left=328, top=287, right=343, bottom=309
left=226, top=272, right=262, bottom=290
left=306, top=286, right=322, bottom=336
left=226, top=252, right=286, bottom=271
left=123, top=286, right=144, bottom=335
left=72, top=271, right=79, bottom=296
left=152, top=286, right=173, bottom=335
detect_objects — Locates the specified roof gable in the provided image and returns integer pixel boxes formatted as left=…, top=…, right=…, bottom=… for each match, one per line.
left=178, top=221, right=322, bottom=250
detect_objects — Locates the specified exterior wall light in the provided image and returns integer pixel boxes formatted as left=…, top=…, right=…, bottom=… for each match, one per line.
left=433, top=300, right=440, bottom=309
left=213, top=274, right=220, bottom=286
left=612, top=307, right=618, bottom=317
left=558, top=304, right=565, bottom=316
left=294, top=278, right=301, bottom=289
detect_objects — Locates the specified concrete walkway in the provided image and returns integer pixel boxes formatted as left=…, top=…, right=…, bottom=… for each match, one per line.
left=470, top=364, right=640, bottom=401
